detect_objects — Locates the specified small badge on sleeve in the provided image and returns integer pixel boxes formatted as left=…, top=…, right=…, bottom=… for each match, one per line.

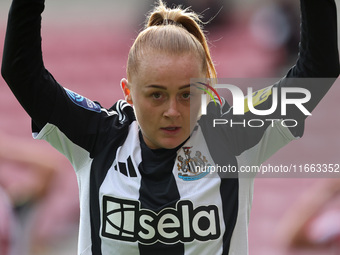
left=64, top=88, right=101, bottom=113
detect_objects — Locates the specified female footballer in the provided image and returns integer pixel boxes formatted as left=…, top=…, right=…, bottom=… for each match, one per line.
left=1, top=0, right=339, bottom=254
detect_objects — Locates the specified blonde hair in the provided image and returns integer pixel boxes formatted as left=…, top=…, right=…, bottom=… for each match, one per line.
left=126, top=0, right=216, bottom=81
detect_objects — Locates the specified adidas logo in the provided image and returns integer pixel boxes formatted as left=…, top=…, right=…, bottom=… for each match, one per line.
left=114, top=156, right=137, bottom=177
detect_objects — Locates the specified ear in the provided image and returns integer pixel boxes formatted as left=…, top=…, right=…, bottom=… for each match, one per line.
left=120, top=78, right=133, bottom=104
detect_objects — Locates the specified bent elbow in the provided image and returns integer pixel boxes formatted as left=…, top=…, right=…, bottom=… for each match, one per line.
left=1, top=57, right=15, bottom=84
left=314, top=58, right=340, bottom=78
left=329, top=62, right=340, bottom=79
left=324, top=54, right=340, bottom=78
left=1, top=62, right=9, bottom=82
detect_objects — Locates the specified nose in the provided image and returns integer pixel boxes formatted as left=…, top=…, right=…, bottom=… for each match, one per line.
left=163, top=98, right=180, bottom=119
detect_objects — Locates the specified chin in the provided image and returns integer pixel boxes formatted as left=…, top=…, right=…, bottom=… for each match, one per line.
left=162, top=144, right=180, bottom=150
left=161, top=138, right=187, bottom=150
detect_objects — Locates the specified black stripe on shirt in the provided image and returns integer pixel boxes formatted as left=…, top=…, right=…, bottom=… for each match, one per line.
left=138, top=131, right=184, bottom=255
left=90, top=129, right=129, bottom=254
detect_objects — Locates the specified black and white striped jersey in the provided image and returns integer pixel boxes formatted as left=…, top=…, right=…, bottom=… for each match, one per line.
left=33, top=94, right=296, bottom=255
left=2, top=0, right=339, bottom=254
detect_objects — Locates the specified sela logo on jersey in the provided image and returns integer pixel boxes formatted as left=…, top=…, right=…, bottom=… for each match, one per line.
left=177, top=147, right=212, bottom=181
left=102, top=196, right=220, bottom=245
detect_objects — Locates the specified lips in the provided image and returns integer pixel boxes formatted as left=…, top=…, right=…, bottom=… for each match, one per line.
left=161, top=126, right=181, bottom=135
left=164, top=127, right=179, bottom=131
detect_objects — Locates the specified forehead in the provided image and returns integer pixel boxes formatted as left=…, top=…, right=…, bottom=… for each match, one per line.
left=132, top=51, right=205, bottom=86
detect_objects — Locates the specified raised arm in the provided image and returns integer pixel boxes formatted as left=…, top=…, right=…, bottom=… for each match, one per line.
left=1, top=0, right=136, bottom=161
left=287, top=0, right=339, bottom=78
left=200, top=0, right=340, bottom=163
left=281, top=0, right=340, bottom=121
left=1, top=0, right=57, bottom=126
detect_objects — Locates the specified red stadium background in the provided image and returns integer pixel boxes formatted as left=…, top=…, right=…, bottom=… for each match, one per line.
left=0, top=0, right=339, bottom=254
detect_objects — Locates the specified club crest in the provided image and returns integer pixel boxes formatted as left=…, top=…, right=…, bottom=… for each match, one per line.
left=177, top=147, right=212, bottom=181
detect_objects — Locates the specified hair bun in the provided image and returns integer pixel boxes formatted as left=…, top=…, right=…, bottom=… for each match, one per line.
left=127, top=0, right=217, bottom=80
left=145, top=1, right=189, bottom=28
left=147, top=16, right=181, bottom=27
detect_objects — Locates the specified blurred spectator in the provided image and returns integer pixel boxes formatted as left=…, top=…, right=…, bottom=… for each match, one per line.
left=0, top=130, right=57, bottom=254
left=0, top=187, right=17, bottom=255
left=278, top=179, right=340, bottom=252
left=0, top=130, right=79, bottom=254
left=249, top=0, right=300, bottom=57
left=0, top=131, right=56, bottom=207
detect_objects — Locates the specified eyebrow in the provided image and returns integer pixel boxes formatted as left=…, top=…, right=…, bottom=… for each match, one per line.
left=146, top=84, right=192, bottom=90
